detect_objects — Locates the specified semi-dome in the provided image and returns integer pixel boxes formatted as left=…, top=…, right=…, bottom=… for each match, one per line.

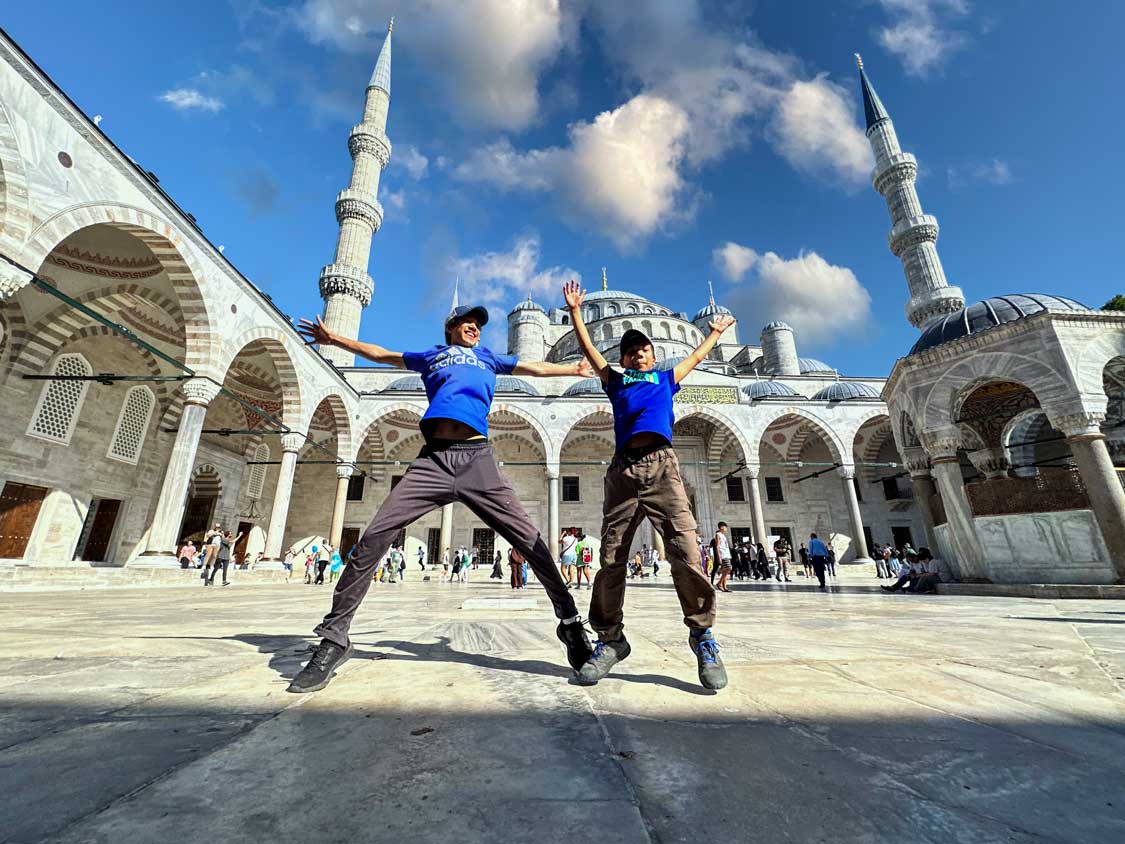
left=798, top=357, right=835, bottom=374
left=743, top=380, right=801, bottom=400
left=812, top=381, right=881, bottom=401
left=383, top=374, right=541, bottom=397
left=510, top=297, right=545, bottom=314
left=563, top=378, right=606, bottom=397
left=910, top=294, right=1089, bottom=355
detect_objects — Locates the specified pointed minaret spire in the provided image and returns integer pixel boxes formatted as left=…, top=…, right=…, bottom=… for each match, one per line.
left=858, top=56, right=964, bottom=331
left=451, top=277, right=460, bottom=312
left=707, top=280, right=716, bottom=307
left=317, top=19, right=395, bottom=366
left=601, top=266, right=608, bottom=291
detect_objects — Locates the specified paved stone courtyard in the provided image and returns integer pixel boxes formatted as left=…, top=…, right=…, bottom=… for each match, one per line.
left=2, top=572, right=1124, bottom=843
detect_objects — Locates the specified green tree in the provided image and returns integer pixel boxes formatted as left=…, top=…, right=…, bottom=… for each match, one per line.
left=1103, top=294, right=1125, bottom=311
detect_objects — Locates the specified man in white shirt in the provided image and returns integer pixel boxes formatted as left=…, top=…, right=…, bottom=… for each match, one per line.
left=715, top=522, right=733, bottom=593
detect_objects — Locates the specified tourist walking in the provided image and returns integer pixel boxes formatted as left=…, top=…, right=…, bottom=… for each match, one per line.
left=490, top=550, right=503, bottom=579
left=799, top=543, right=812, bottom=578
left=314, top=544, right=331, bottom=585
left=283, top=548, right=296, bottom=582
left=826, top=546, right=837, bottom=577
left=808, top=532, right=829, bottom=589
left=203, top=523, right=223, bottom=569
left=773, top=536, right=793, bottom=582
left=561, top=280, right=730, bottom=690
left=560, top=528, right=578, bottom=587
left=576, top=536, right=594, bottom=588
left=417, top=546, right=427, bottom=571
left=715, top=522, right=733, bottom=593
left=509, top=547, right=525, bottom=589
left=206, top=529, right=243, bottom=587
left=329, top=548, right=344, bottom=584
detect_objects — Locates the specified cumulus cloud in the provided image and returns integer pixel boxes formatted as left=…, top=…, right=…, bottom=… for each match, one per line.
left=876, top=0, right=970, bottom=76
left=296, top=0, right=572, bottom=130
left=395, top=145, right=429, bottom=180
left=946, top=157, right=1013, bottom=191
left=383, top=188, right=407, bottom=212
left=720, top=244, right=872, bottom=344
left=455, top=95, right=693, bottom=249
left=769, top=74, right=873, bottom=186
left=158, top=88, right=224, bottom=113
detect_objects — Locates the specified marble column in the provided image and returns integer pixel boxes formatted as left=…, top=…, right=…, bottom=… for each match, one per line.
left=746, top=466, right=767, bottom=546
left=329, top=465, right=353, bottom=548
left=1056, top=412, right=1125, bottom=582
left=923, top=430, right=984, bottom=578
left=547, top=470, right=560, bottom=556
left=439, top=503, right=453, bottom=563
left=903, top=448, right=939, bottom=551
left=838, top=467, right=873, bottom=563
left=262, top=432, right=304, bottom=566
left=137, top=377, right=221, bottom=567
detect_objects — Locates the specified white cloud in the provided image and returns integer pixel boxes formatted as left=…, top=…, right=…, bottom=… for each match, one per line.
left=383, top=189, right=407, bottom=211
left=769, top=74, right=872, bottom=187
left=713, top=242, right=760, bottom=282
left=876, top=0, right=970, bottom=76
left=158, top=88, right=224, bottom=113
left=946, top=157, right=1012, bottom=191
left=455, top=95, right=693, bottom=249
left=721, top=245, right=872, bottom=344
left=395, top=145, right=429, bottom=180
left=296, top=0, right=572, bottom=130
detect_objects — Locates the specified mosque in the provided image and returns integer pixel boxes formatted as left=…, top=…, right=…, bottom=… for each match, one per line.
left=0, top=23, right=1120, bottom=583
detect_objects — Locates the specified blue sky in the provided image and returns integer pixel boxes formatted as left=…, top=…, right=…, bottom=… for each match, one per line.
left=5, top=1, right=1125, bottom=376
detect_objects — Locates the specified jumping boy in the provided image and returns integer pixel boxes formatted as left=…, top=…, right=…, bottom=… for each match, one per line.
left=561, top=280, right=735, bottom=690
left=288, top=306, right=594, bottom=693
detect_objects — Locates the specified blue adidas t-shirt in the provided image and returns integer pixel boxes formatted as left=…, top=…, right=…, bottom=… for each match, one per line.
left=605, top=367, right=679, bottom=452
left=402, top=344, right=518, bottom=438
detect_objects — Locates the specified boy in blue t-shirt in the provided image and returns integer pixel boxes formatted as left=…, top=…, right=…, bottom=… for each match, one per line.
left=288, top=305, right=594, bottom=693
left=562, top=280, right=735, bottom=690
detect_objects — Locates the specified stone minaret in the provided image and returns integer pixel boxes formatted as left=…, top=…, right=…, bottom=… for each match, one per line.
left=857, top=54, right=964, bottom=330
left=318, top=19, right=394, bottom=367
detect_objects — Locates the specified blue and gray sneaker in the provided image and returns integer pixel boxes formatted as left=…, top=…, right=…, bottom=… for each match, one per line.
left=689, top=629, right=728, bottom=690
left=575, top=637, right=631, bottom=686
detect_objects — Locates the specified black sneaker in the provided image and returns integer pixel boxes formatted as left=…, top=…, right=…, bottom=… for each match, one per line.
left=556, top=618, right=594, bottom=672
left=287, top=640, right=353, bottom=693
left=575, top=637, right=631, bottom=686
left=689, top=629, right=728, bottom=690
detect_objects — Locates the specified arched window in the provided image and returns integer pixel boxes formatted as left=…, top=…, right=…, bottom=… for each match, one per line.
left=622, top=320, right=633, bottom=331
left=561, top=315, right=569, bottom=324
left=642, top=320, right=654, bottom=336
left=660, top=322, right=671, bottom=338
left=28, top=353, right=91, bottom=444
left=604, top=323, right=615, bottom=340
left=107, top=385, right=155, bottom=464
left=588, top=305, right=601, bottom=321
left=246, top=443, right=270, bottom=498
left=643, top=306, right=655, bottom=314
left=627, top=304, right=639, bottom=314
left=677, top=326, right=687, bottom=342
left=608, top=303, right=620, bottom=316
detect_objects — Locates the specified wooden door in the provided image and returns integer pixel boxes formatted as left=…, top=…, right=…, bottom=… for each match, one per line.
left=234, top=521, right=252, bottom=565
left=0, top=482, right=49, bottom=558
left=81, top=499, right=122, bottom=562
left=340, top=527, right=361, bottom=560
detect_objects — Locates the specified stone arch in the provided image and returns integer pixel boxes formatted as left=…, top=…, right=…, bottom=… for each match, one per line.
left=219, top=327, right=304, bottom=428
left=0, top=99, right=31, bottom=248
left=844, top=409, right=894, bottom=456
left=489, top=402, right=554, bottom=462
left=488, top=412, right=548, bottom=461
left=1075, top=328, right=1125, bottom=397
left=918, top=352, right=1078, bottom=434
left=302, top=389, right=353, bottom=462
left=21, top=205, right=218, bottom=373
left=674, top=406, right=754, bottom=472
left=852, top=413, right=895, bottom=484
left=751, top=405, right=847, bottom=465
left=356, top=402, right=427, bottom=482
left=189, top=463, right=222, bottom=498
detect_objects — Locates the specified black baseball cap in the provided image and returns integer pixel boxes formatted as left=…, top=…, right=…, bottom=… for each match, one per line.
left=444, top=305, right=489, bottom=339
left=619, top=328, right=652, bottom=356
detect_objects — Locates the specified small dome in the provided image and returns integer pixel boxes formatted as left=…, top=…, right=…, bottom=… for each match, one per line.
left=383, top=375, right=424, bottom=392
left=510, top=297, right=545, bottom=314
left=563, top=378, right=606, bottom=397
left=762, top=320, right=792, bottom=332
left=693, top=302, right=733, bottom=321
left=495, top=376, right=541, bottom=396
left=812, top=381, right=881, bottom=401
left=656, top=356, right=686, bottom=371
left=798, top=357, right=835, bottom=374
left=910, top=294, right=1089, bottom=355
left=743, top=380, right=801, bottom=400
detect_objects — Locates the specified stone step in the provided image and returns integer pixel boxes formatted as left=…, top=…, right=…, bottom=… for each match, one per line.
left=938, top=582, right=1125, bottom=599
left=0, top=565, right=291, bottom=592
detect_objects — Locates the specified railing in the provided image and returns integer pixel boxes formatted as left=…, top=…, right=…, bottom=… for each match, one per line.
left=965, top=468, right=1089, bottom=518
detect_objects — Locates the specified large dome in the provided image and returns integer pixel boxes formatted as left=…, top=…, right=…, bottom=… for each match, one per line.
left=584, top=289, right=649, bottom=303
left=911, top=294, right=1089, bottom=355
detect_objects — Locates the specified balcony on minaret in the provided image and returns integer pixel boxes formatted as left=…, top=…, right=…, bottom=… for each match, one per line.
left=319, top=263, right=374, bottom=308
left=888, top=214, right=939, bottom=257
left=872, top=151, right=918, bottom=193
left=335, top=189, right=384, bottom=233
left=347, top=123, right=392, bottom=167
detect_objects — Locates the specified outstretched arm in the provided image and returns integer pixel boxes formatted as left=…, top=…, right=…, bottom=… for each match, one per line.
left=297, top=316, right=404, bottom=367
left=562, top=279, right=610, bottom=384
left=512, top=359, right=594, bottom=378
left=673, top=314, right=736, bottom=384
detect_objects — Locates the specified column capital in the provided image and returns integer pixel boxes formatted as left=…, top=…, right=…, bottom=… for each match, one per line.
left=836, top=465, right=857, bottom=480
left=903, top=446, right=931, bottom=477
left=182, top=377, right=222, bottom=407
left=336, top=464, right=356, bottom=480
left=920, top=426, right=962, bottom=461
left=1052, top=411, right=1107, bottom=439
left=744, top=464, right=761, bottom=480
left=545, top=463, right=561, bottom=481
left=966, top=446, right=1011, bottom=480
left=280, top=432, right=305, bottom=453
left=0, top=264, right=33, bottom=300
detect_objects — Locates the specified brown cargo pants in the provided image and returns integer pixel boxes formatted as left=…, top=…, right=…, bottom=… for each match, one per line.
left=589, top=446, right=716, bottom=641
left=315, top=440, right=578, bottom=647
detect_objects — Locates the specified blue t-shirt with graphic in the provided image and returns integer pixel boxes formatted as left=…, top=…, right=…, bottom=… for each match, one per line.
left=402, top=344, right=518, bottom=438
left=604, top=367, right=679, bottom=452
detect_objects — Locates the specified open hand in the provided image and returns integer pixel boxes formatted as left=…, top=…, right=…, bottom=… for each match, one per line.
left=575, top=359, right=595, bottom=378
left=297, top=316, right=336, bottom=347
left=563, top=279, right=585, bottom=310
left=709, top=314, right=736, bottom=335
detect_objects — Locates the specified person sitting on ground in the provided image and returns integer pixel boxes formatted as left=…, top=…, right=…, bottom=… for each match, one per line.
left=881, top=550, right=920, bottom=592
left=178, top=539, right=196, bottom=570
left=906, top=549, right=953, bottom=594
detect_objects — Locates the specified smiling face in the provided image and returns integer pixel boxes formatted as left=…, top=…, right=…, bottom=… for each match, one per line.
left=620, top=342, right=655, bottom=371
left=447, top=317, right=481, bottom=348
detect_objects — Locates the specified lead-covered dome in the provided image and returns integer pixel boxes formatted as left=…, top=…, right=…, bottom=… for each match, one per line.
left=910, top=294, right=1089, bottom=355
left=812, top=381, right=881, bottom=401
left=563, top=378, right=606, bottom=397
left=743, top=380, right=801, bottom=400
left=510, top=297, right=545, bottom=314
left=383, top=374, right=541, bottom=396
left=798, top=357, right=835, bottom=374
left=693, top=301, right=733, bottom=321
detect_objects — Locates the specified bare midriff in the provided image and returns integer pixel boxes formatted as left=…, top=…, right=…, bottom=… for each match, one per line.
left=624, top=431, right=667, bottom=450
left=428, top=419, right=486, bottom=441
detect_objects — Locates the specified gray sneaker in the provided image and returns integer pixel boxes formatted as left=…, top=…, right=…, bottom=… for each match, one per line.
left=689, top=629, right=728, bottom=690
left=287, top=639, right=353, bottom=693
left=575, top=637, right=631, bottom=686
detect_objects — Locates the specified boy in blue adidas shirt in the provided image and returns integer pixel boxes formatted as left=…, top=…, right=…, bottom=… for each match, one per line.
left=562, top=280, right=735, bottom=690
left=288, top=305, right=594, bottom=693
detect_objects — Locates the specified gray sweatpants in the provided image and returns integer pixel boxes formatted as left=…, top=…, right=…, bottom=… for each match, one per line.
left=315, top=440, right=578, bottom=647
